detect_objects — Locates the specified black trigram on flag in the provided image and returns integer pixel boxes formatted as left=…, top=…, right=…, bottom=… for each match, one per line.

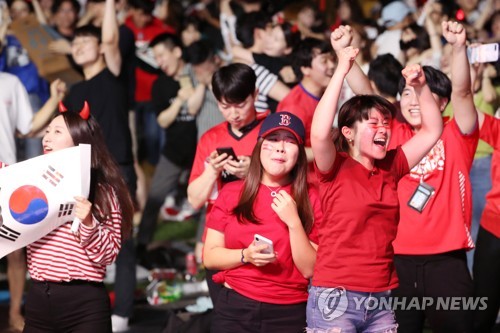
left=42, top=165, right=64, bottom=187
left=58, top=203, right=74, bottom=217
left=0, top=225, right=21, bottom=242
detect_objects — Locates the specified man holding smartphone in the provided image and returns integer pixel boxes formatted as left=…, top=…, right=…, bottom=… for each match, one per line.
left=188, top=63, right=267, bottom=304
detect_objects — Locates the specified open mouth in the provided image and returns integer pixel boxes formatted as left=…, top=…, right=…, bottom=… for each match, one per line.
left=373, top=138, right=386, bottom=147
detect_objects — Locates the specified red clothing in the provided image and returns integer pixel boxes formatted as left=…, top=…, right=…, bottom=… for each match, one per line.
left=277, top=83, right=320, bottom=148
left=313, top=147, right=409, bottom=292
left=389, top=119, right=479, bottom=254
left=207, top=181, right=321, bottom=304
left=277, top=83, right=321, bottom=184
left=478, top=114, right=500, bottom=237
left=189, top=118, right=264, bottom=209
left=124, top=16, right=174, bottom=102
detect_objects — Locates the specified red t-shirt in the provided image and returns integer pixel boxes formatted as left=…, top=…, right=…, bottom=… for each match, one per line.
left=277, top=83, right=320, bottom=148
left=206, top=181, right=321, bottom=304
left=312, top=147, right=409, bottom=292
left=189, top=118, right=264, bottom=210
left=478, top=114, right=500, bottom=237
left=124, top=17, right=174, bottom=102
left=389, top=118, right=479, bottom=254
left=277, top=83, right=320, bottom=185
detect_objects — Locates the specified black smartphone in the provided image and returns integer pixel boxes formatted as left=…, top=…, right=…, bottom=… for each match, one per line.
left=216, top=147, right=239, bottom=183
left=216, top=147, right=238, bottom=160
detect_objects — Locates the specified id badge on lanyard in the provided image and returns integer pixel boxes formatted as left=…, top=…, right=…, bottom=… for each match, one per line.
left=407, top=179, right=435, bottom=213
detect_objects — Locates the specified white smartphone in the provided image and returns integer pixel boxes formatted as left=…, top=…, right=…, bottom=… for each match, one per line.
left=254, top=234, right=274, bottom=254
left=467, top=43, right=499, bottom=64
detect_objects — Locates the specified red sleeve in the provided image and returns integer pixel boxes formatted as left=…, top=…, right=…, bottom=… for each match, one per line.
left=447, top=118, right=479, bottom=170
left=390, top=145, right=410, bottom=182
left=79, top=187, right=122, bottom=265
left=205, top=186, right=232, bottom=233
left=188, top=134, right=211, bottom=184
left=389, top=118, right=413, bottom=149
left=480, top=113, right=500, bottom=149
left=307, top=186, right=322, bottom=244
left=314, top=151, right=345, bottom=183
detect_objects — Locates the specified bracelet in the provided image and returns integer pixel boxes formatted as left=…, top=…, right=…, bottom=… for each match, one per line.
left=241, top=248, right=247, bottom=264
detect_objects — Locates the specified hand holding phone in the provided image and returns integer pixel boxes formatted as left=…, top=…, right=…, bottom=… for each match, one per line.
left=254, top=234, right=274, bottom=254
left=216, top=147, right=238, bottom=160
left=467, top=43, right=499, bottom=64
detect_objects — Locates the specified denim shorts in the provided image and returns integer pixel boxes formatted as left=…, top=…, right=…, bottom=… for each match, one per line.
left=306, top=286, right=398, bottom=333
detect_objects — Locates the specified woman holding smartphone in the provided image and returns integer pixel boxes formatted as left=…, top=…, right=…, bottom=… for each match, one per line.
left=203, top=112, right=322, bottom=333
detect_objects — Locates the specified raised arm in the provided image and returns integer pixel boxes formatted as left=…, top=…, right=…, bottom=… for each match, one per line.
left=31, top=0, right=48, bottom=25
left=102, top=0, right=121, bottom=76
left=311, top=41, right=358, bottom=172
left=442, top=21, right=477, bottom=134
left=30, top=79, right=66, bottom=135
left=400, top=65, right=443, bottom=168
left=330, top=25, right=373, bottom=95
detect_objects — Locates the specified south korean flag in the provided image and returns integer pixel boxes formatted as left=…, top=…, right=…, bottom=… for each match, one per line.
left=0, top=144, right=91, bottom=258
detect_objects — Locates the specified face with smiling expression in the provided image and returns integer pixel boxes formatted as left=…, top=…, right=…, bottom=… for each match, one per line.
left=260, top=130, right=299, bottom=184
left=42, top=115, right=75, bottom=154
left=71, top=35, right=102, bottom=67
left=341, top=107, right=392, bottom=168
left=152, top=43, right=182, bottom=77
left=302, top=49, right=336, bottom=91
left=399, top=84, right=443, bottom=131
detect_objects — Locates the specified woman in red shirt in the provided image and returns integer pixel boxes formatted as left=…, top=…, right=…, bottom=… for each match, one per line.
left=308, top=38, right=443, bottom=331
left=203, top=111, right=322, bottom=333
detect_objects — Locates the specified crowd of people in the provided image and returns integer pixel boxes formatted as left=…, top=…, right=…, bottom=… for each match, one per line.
left=0, top=0, right=499, bottom=332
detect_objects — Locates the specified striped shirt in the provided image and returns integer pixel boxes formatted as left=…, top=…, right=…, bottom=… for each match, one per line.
left=27, top=187, right=122, bottom=282
left=251, top=63, right=278, bottom=113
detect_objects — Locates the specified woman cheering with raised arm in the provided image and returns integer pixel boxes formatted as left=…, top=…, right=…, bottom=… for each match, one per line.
left=307, top=41, right=443, bottom=331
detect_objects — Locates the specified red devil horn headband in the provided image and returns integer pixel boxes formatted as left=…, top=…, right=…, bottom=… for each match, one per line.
left=58, top=101, right=68, bottom=112
left=58, top=101, right=90, bottom=120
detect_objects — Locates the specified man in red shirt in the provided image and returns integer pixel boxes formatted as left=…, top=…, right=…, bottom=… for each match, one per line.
left=276, top=38, right=334, bottom=184
left=188, top=63, right=267, bottom=304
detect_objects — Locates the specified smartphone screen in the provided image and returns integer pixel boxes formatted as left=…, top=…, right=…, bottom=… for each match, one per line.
left=467, top=43, right=499, bottom=64
left=216, top=147, right=239, bottom=183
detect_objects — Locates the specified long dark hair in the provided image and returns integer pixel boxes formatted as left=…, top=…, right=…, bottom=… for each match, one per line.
left=232, top=138, right=314, bottom=234
left=59, top=112, right=134, bottom=240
